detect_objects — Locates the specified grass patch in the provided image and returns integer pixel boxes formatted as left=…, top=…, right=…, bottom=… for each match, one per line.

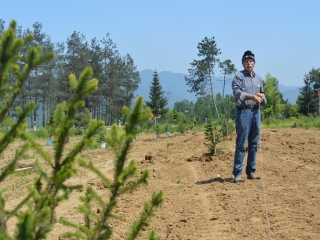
left=10, top=169, right=36, bottom=178
left=261, top=116, right=320, bottom=129
left=0, top=178, right=30, bottom=195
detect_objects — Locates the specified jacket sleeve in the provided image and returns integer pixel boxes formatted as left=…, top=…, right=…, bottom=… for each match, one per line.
left=232, top=73, right=247, bottom=102
left=260, top=82, right=267, bottom=105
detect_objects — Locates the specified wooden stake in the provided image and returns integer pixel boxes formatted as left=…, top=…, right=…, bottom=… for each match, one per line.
left=212, top=127, right=216, bottom=155
left=14, top=167, right=33, bottom=172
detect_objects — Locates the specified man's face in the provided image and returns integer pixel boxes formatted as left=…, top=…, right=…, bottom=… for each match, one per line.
left=242, top=59, right=255, bottom=72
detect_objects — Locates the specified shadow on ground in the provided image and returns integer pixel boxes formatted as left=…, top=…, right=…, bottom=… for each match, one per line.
left=195, top=177, right=234, bottom=185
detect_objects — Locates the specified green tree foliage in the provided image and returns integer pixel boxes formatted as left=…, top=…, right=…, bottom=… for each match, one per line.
left=282, top=102, right=298, bottom=118
left=62, top=31, right=90, bottom=104
left=263, top=73, right=284, bottom=118
left=121, top=54, right=141, bottom=108
left=223, top=94, right=236, bottom=120
left=0, top=19, right=141, bottom=127
left=194, top=95, right=214, bottom=123
left=218, top=59, right=237, bottom=115
left=85, top=38, right=104, bottom=120
left=0, top=21, right=164, bottom=240
left=74, top=107, right=91, bottom=128
left=101, top=49, right=140, bottom=125
left=174, top=99, right=195, bottom=115
left=0, top=19, right=4, bottom=34
left=185, top=36, right=221, bottom=118
left=192, top=93, right=236, bottom=123
left=311, top=68, right=320, bottom=116
left=170, top=108, right=178, bottom=123
left=172, top=100, right=196, bottom=128
left=296, top=68, right=320, bottom=116
left=25, top=22, right=55, bottom=126
left=146, top=70, right=168, bottom=121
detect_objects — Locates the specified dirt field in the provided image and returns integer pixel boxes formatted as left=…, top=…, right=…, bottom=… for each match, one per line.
left=2, top=127, right=320, bottom=239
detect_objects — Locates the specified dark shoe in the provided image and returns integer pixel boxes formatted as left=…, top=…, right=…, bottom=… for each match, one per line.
left=247, top=172, right=260, bottom=180
left=234, top=175, right=244, bottom=183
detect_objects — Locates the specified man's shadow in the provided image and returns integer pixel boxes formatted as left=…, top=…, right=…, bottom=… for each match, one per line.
left=195, top=177, right=234, bottom=185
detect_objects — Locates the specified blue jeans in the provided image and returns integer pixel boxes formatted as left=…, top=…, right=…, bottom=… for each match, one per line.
left=233, top=109, right=260, bottom=177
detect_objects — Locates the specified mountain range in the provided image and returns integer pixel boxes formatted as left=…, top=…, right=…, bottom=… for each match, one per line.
left=135, top=69, right=301, bottom=108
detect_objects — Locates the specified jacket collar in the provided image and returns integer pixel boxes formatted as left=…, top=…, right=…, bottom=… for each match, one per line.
left=243, top=70, right=255, bottom=77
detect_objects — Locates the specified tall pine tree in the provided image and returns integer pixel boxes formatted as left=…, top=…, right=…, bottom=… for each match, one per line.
left=185, top=37, right=221, bottom=118
left=146, top=70, right=168, bottom=122
left=296, top=68, right=320, bottom=116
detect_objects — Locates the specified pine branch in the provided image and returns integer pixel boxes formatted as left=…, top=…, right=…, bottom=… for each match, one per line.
left=119, top=169, right=149, bottom=195
left=78, top=159, right=111, bottom=189
left=125, top=191, right=165, bottom=240
left=0, top=21, right=165, bottom=240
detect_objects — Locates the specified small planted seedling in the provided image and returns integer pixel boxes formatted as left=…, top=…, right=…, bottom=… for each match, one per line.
left=204, top=119, right=221, bottom=155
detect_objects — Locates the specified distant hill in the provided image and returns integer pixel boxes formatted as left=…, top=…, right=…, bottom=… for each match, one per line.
left=279, top=84, right=301, bottom=104
left=135, top=70, right=198, bottom=108
left=135, top=70, right=301, bottom=107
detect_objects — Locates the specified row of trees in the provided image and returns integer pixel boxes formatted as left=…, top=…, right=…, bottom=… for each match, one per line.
left=144, top=37, right=238, bottom=126
left=254, top=69, right=320, bottom=119
left=182, top=37, right=320, bottom=121
left=1, top=19, right=319, bottom=129
left=148, top=67, right=320, bottom=128
left=0, top=19, right=140, bottom=127
left=145, top=68, right=237, bottom=126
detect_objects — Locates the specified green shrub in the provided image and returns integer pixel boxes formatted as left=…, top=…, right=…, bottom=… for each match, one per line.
left=217, top=118, right=235, bottom=137
left=154, top=123, right=160, bottom=134
left=165, top=123, right=170, bottom=132
left=28, top=128, right=50, bottom=139
left=177, top=122, right=186, bottom=133
left=313, top=121, right=320, bottom=128
left=74, top=107, right=91, bottom=129
left=96, top=126, right=107, bottom=143
left=69, top=126, right=85, bottom=136
left=137, top=118, right=152, bottom=133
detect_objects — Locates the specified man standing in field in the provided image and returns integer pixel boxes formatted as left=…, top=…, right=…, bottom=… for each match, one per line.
left=232, top=50, right=267, bottom=183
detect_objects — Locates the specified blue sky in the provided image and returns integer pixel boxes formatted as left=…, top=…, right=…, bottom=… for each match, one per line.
left=2, top=0, right=320, bottom=86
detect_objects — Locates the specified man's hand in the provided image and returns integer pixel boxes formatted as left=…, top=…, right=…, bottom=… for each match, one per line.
left=245, top=94, right=263, bottom=103
left=256, top=93, right=263, bottom=103
left=252, top=95, right=262, bottom=103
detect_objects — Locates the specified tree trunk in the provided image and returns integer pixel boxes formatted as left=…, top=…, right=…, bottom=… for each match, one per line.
left=222, top=73, right=226, bottom=115
left=209, top=73, right=220, bottom=119
left=33, top=96, right=37, bottom=126
left=42, top=99, right=46, bottom=127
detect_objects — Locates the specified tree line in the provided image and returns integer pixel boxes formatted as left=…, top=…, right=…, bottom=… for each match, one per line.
left=172, top=69, right=320, bottom=125
left=177, top=36, right=320, bottom=123
left=1, top=19, right=319, bottom=129
left=0, top=19, right=140, bottom=127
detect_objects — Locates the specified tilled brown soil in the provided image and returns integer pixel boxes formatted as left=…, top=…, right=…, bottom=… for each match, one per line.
left=2, top=128, right=320, bottom=239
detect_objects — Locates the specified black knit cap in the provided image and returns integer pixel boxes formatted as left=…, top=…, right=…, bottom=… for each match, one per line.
left=242, top=50, right=255, bottom=63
